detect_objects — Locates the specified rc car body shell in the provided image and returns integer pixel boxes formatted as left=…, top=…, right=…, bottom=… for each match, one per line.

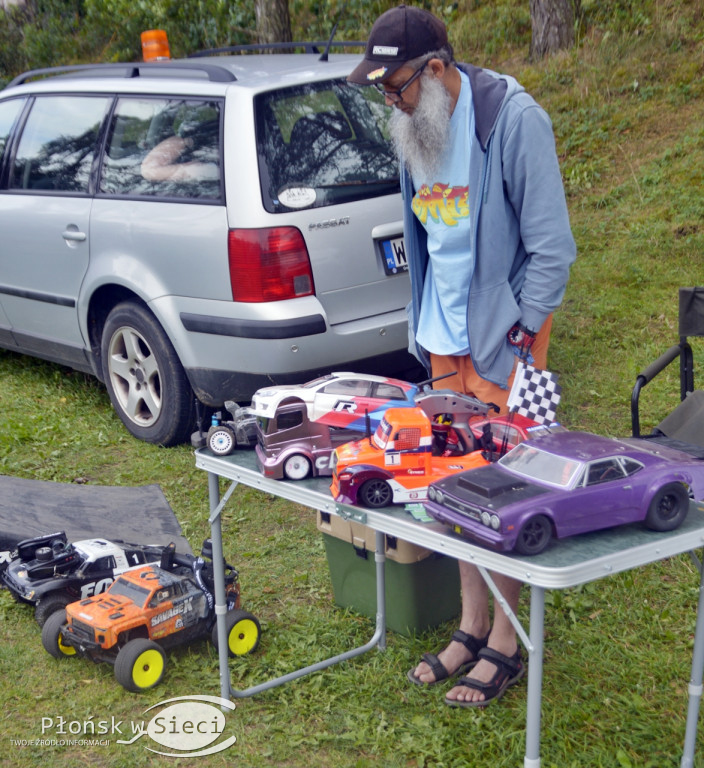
left=1, top=531, right=168, bottom=619
left=59, top=559, right=240, bottom=662
left=255, top=400, right=365, bottom=480
left=425, top=430, right=704, bottom=554
left=330, top=406, right=490, bottom=507
left=249, top=371, right=419, bottom=428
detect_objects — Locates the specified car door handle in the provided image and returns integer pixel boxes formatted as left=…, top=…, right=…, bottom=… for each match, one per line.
left=62, top=229, right=87, bottom=242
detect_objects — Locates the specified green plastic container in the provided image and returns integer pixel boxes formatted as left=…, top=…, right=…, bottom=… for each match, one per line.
left=317, top=511, right=460, bottom=636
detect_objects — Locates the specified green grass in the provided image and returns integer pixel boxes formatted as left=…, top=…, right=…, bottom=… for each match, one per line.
left=2, top=1, right=704, bottom=765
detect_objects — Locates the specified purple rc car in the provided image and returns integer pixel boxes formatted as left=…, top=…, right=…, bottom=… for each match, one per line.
left=425, top=430, right=704, bottom=555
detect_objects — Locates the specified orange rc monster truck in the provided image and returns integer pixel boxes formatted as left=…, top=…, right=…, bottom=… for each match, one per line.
left=41, top=540, right=260, bottom=692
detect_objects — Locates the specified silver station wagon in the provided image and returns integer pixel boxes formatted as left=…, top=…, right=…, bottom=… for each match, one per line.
left=0, top=48, right=413, bottom=445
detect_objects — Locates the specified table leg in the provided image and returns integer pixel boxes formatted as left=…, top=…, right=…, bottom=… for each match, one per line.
left=374, top=529, right=387, bottom=651
left=207, top=471, right=233, bottom=704
left=524, top=584, right=545, bottom=768
left=681, top=554, right=704, bottom=768
left=208, top=473, right=387, bottom=699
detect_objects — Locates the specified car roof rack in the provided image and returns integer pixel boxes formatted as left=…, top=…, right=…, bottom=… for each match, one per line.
left=189, top=41, right=365, bottom=58
left=6, top=61, right=238, bottom=89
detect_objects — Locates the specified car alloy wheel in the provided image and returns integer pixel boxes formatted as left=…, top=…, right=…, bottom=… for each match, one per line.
left=101, top=301, right=196, bottom=446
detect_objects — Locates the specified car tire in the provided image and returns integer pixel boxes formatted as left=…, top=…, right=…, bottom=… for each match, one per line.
left=645, top=483, right=689, bottom=531
left=514, top=515, right=552, bottom=556
left=35, top=594, right=72, bottom=627
left=283, top=454, right=311, bottom=480
left=359, top=477, right=393, bottom=508
left=212, top=609, right=261, bottom=657
left=208, top=425, right=237, bottom=455
left=41, top=609, right=77, bottom=658
left=101, top=301, right=196, bottom=446
left=114, top=638, right=166, bottom=692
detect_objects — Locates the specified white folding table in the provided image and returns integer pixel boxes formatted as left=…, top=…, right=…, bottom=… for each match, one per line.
left=195, top=447, right=704, bottom=768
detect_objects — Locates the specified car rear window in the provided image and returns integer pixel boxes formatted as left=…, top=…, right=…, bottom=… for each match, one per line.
left=255, top=79, right=399, bottom=212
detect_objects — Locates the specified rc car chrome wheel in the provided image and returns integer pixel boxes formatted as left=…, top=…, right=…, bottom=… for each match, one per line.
left=208, top=425, right=236, bottom=455
left=101, top=301, right=196, bottom=446
left=212, top=609, right=261, bottom=657
left=359, top=478, right=393, bottom=508
left=115, top=638, right=166, bottom=692
left=645, top=483, right=689, bottom=531
left=283, top=454, right=311, bottom=480
left=41, top=609, right=77, bottom=658
left=514, top=515, right=552, bottom=556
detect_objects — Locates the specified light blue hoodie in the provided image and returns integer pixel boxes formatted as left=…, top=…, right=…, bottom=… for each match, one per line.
left=402, top=63, right=576, bottom=388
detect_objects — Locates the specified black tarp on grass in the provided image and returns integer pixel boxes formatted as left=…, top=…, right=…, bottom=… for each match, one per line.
left=0, top=475, right=191, bottom=569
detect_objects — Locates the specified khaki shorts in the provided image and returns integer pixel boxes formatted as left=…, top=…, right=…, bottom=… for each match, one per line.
left=430, top=314, right=553, bottom=414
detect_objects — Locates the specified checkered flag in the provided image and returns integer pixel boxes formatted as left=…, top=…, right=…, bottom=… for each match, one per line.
left=507, top=361, right=562, bottom=423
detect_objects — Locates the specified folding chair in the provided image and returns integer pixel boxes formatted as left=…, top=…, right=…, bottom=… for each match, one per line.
left=631, top=286, right=704, bottom=457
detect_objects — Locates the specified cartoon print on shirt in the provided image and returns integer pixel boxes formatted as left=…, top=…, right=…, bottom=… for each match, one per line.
left=412, top=183, right=469, bottom=226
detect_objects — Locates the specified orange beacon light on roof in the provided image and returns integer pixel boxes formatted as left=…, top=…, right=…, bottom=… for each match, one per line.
left=141, top=29, right=171, bottom=61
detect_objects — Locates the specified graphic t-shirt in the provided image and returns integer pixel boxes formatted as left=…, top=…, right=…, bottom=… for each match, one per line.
left=412, top=70, right=473, bottom=356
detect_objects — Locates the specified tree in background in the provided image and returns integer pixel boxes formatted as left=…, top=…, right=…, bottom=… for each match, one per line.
left=256, top=0, right=292, bottom=44
left=529, top=0, right=578, bottom=58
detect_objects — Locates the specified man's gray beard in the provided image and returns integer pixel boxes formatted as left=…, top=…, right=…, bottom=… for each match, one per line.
left=388, top=73, right=453, bottom=180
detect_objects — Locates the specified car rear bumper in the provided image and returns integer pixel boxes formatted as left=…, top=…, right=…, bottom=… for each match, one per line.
left=186, top=347, right=423, bottom=405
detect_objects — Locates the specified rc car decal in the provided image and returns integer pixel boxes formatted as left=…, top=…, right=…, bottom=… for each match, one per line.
left=80, top=578, right=114, bottom=599
left=151, top=597, right=194, bottom=628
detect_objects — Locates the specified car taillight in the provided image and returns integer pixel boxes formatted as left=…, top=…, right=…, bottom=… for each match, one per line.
left=228, top=227, right=314, bottom=302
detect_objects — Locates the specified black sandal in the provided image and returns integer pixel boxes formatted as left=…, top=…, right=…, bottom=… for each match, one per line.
left=444, top=647, right=525, bottom=707
left=407, top=630, right=489, bottom=686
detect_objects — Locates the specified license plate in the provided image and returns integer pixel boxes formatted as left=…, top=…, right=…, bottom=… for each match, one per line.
left=453, top=525, right=462, bottom=535
left=380, top=236, right=407, bottom=274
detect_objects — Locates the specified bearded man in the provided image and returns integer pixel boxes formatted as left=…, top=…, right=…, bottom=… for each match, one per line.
left=348, top=5, right=576, bottom=708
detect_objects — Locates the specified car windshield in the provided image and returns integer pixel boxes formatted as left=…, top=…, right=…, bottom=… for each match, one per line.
left=108, top=578, right=152, bottom=607
left=499, top=443, right=582, bottom=488
left=255, top=79, right=399, bottom=212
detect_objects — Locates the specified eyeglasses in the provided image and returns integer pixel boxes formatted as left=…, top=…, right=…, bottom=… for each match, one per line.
left=373, top=61, right=428, bottom=103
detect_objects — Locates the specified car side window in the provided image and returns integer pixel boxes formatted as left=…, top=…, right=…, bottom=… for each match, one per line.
left=373, top=383, right=405, bottom=400
left=322, top=380, right=372, bottom=397
left=150, top=587, right=171, bottom=607
left=586, top=459, right=625, bottom=485
left=0, top=97, right=25, bottom=164
left=275, top=409, right=304, bottom=430
left=100, top=97, right=222, bottom=201
left=9, top=95, right=109, bottom=193
left=621, top=458, right=643, bottom=476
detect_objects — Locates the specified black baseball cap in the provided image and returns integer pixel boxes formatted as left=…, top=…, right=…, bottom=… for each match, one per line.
left=348, top=4, right=450, bottom=85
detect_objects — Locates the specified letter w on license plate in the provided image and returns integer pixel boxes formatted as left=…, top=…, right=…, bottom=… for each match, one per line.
left=380, top=237, right=407, bottom=275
